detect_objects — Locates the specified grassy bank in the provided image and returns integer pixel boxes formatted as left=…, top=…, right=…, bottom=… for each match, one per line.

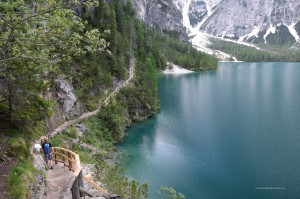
left=0, top=122, right=46, bottom=199
left=7, top=162, right=41, bottom=199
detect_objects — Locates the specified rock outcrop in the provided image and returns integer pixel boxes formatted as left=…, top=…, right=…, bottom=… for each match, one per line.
left=132, top=0, right=188, bottom=41
left=45, top=76, right=84, bottom=132
left=55, top=77, right=79, bottom=116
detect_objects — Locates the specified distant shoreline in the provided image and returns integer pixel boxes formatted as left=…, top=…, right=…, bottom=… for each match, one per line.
left=163, top=63, right=194, bottom=74
left=218, top=61, right=244, bottom=63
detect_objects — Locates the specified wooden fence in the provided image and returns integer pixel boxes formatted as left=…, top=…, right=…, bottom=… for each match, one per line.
left=52, top=147, right=85, bottom=198
left=52, top=147, right=121, bottom=199
left=52, top=147, right=81, bottom=175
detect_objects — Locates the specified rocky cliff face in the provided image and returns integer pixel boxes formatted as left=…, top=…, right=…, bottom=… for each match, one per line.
left=45, top=76, right=84, bottom=132
left=132, top=0, right=188, bottom=41
left=133, top=0, right=300, bottom=45
left=188, top=0, right=300, bottom=44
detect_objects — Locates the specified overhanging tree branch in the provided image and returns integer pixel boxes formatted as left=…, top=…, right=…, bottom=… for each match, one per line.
left=0, top=6, right=63, bottom=58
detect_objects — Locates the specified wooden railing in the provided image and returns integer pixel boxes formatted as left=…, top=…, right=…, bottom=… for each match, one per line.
left=51, top=147, right=121, bottom=199
left=52, top=147, right=81, bottom=176
left=52, top=147, right=84, bottom=198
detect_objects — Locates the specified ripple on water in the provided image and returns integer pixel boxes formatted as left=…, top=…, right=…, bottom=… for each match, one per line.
left=119, top=63, right=300, bottom=199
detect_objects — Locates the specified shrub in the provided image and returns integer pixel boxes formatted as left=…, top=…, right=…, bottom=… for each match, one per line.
left=8, top=137, right=29, bottom=161
left=160, top=186, right=185, bottom=199
left=8, top=161, right=37, bottom=199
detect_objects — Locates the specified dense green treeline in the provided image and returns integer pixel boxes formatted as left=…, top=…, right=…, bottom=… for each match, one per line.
left=82, top=0, right=161, bottom=141
left=148, top=30, right=218, bottom=70
left=209, top=38, right=300, bottom=62
left=71, top=0, right=135, bottom=110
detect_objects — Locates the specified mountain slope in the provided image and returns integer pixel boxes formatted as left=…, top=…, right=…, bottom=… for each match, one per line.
left=133, top=0, right=300, bottom=46
left=178, top=0, right=300, bottom=45
left=131, top=0, right=300, bottom=61
left=132, top=0, right=188, bottom=41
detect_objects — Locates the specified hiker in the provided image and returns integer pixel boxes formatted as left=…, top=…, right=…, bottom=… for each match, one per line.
left=42, top=137, right=53, bottom=169
left=34, top=143, right=42, bottom=154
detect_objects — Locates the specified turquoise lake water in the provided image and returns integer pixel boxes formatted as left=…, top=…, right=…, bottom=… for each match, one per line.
left=118, top=62, right=300, bottom=199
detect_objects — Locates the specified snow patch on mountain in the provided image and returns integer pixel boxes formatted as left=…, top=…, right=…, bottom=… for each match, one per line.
left=263, top=26, right=276, bottom=43
left=182, top=0, right=193, bottom=31
left=175, top=0, right=300, bottom=46
left=203, top=0, right=221, bottom=15
left=287, top=23, right=300, bottom=42
left=242, top=26, right=261, bottom=41
left=173, top=0, right=184, bottom=10
left=190, top=32, right=238, bottom=60
left=163, top=62, right=194, bottom=74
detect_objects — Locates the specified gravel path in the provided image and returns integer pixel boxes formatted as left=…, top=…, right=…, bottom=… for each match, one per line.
left=44, top=162, right=73, bottom=199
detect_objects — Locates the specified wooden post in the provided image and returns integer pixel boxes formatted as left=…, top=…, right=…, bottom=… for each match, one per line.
left=75, top=154, right=81, bottom=173
left=71, top=176, right=80, bottom=199
left=68, top=152, right=73, bottom=171
left=62, top=150, right=66, bottom=166
left=78, top=170, right=84, bottom=197
left=54, top=148, right=58, bottom=164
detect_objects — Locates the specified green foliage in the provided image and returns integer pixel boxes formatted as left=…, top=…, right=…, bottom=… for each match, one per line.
left=8, top=136, right=29, bottom=160
left=96, top=162, right=148, bottom=199
left=114, top=1, right=127, bottom=34
left=295, top=21, right=300, bottom=36
left=96, top=98, right=129, bottom=141
left=82, top=116, right=114, bottom=150
left=63, top=127, right=78, bottom=139
left=265, top=25, right=295, bottom=45
left=160, top=186, right=185, bottom=199
left=72, top=0, right=133, bottom=110
left=71, top=143, right=95, bottom=164
left=49, top=133, right=66, bottom=148
left=0, top=0, right=108, bottom=125
left=49, top=127, right=79, bottom=149
left=1, top=121, right=36, bottom=161
left=118, top=58, right=160, bottom=122
left=8, top=161, right=38, bottom=199
left=0, top=121, right=48, bottom=199
left=136, top=25, right=217, bottom=71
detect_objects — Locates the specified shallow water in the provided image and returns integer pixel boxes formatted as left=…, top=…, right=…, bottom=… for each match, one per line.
left=118, top=62, right=300, bottom=199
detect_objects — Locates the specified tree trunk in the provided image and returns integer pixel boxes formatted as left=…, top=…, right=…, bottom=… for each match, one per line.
left=7, top=79, right=13, bottom=120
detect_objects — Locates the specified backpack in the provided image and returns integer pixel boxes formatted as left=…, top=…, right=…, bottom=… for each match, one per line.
left=44, top=143, right=51, bottom=154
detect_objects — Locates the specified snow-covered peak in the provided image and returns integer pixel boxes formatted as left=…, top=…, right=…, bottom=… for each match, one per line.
left=175, top=0, right=300, bottom=45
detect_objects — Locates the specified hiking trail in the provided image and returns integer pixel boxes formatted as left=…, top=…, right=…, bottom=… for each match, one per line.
left=31, top=20, right=136, bottom=198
